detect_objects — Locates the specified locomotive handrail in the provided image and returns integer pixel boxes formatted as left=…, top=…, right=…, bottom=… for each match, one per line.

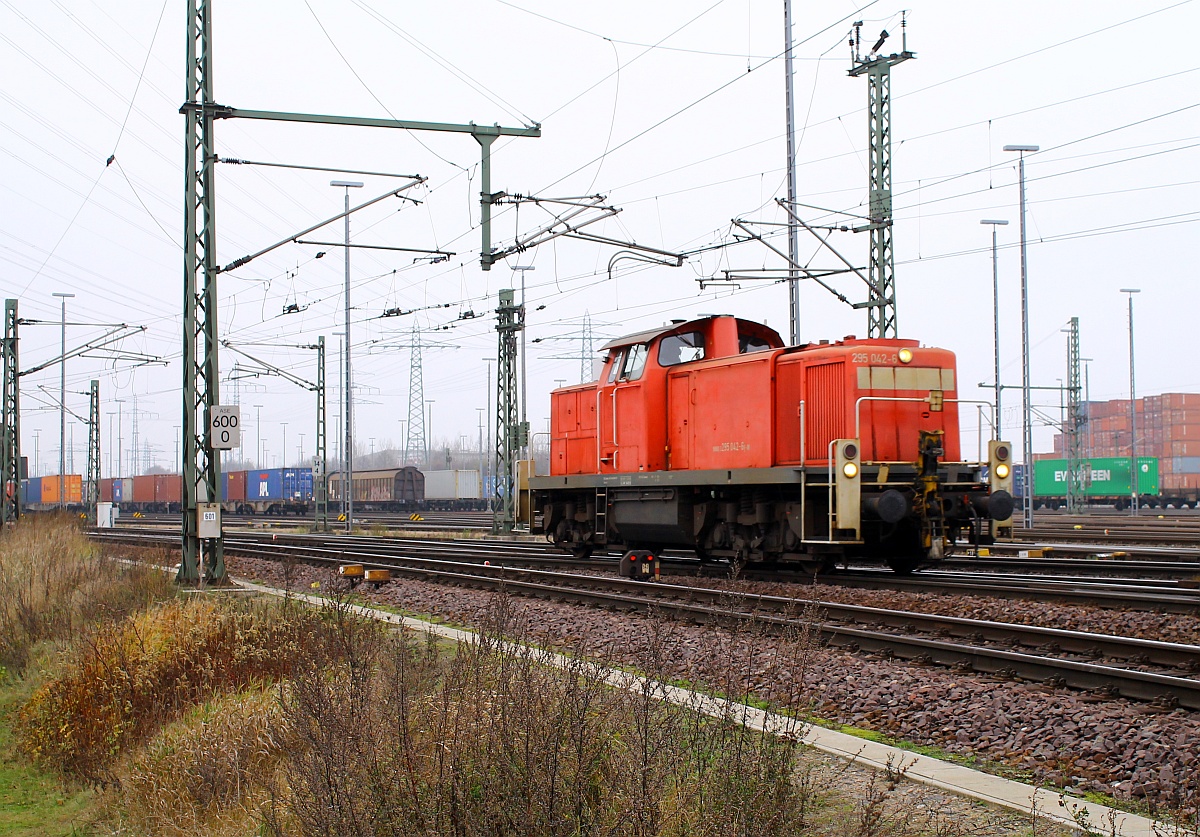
left=827, top=439, right=836, bottom=543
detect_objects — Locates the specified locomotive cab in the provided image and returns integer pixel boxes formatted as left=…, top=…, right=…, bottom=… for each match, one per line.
left=532, top=315, right=1013, bottom=574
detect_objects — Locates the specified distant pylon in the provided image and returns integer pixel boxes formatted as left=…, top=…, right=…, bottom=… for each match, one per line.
left=404, top=324, right=426, bottom=466
left=130, top=394, right=140, bottom=477
left=580, top=312, right=594, bottom=383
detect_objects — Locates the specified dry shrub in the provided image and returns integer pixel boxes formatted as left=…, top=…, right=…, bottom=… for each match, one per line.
left=110, top=686, right=286, bottom=837
left=266, top=593, right=815, bottom=837
left=15, top=596, right=323, bottom=785
left=0, top=514, right=173, bottom=676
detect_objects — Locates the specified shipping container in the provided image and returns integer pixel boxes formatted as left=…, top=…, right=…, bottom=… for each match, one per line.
left=100, top=477, right=114, bottom=503
left=423, top=469, right=482, bottom=501
left=224, top=470, right=247, bottom=502
left=154, top=474, right=182, bottom=504
left=20, top=477, right=40, bottom=507
left=248, top=469, right=284, bottom=502
left=1166, top=424, right=1200, bottom=442
left=112, top=478, right=124, bottom=504
left=40, top=475, right=82, bottom=504
left=1172, top=457, right=1200, bottom=474
left=1032, top=457, right=1157, bottom=498
left=131, top=475, right=156, bottom=504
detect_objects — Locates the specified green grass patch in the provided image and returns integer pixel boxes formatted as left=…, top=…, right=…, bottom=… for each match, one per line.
left=0, top=678, right=99, bottom=836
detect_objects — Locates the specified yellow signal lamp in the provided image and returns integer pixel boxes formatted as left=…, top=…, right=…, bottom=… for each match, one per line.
left=842, top=461, right=859, bottom=479
left=995, top=463, right=1010, bottom=480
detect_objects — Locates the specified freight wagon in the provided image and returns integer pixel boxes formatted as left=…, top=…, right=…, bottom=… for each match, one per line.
left=1051, top=392, right=1200, bottom=507
left=1012, top=458, right=1195, bottom=508
left=423, top=469, right=483, bottom=510
left=102, top=468, right=314, bottom=515
left=225, top=468, right=313, bottom=515
left=18, top=474, right=83, bottom=512
left=326, top=467, right=487, bottom=512
left=327, top=467, right=424, bottom=512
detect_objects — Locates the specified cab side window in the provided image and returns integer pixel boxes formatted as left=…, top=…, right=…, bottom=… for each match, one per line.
left=658, top=332, right=705, bottom=366
left=739, top=332, right=773, bottom=353
left=605, top=349, right=625, bottom=383
left=622, top=344, right=648, bottom=381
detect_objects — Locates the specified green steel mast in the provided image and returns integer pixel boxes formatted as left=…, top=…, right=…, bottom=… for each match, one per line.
left=1, top=300, right=19, bottom=524
left=86, top=380, right=100, bottom=524
left=180, top=0, right=224, bottom=582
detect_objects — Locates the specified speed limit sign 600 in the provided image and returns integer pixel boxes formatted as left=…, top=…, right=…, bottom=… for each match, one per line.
left=209, top=405, right=241, bottom=450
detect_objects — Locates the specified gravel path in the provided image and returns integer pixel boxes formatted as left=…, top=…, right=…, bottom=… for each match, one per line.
left=227, top=553, right=1199, bottom=822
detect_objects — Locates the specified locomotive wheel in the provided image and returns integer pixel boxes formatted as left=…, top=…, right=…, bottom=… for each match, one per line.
left=569, top=543, right=594, bottom=560
left=886, top=555, right=921, bottom=575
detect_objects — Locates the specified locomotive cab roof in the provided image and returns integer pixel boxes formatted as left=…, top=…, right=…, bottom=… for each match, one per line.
left=599, top=314, right=784, bottom=359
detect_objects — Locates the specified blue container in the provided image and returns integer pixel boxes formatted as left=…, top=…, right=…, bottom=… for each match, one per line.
left=221, top=473, right=229, bottom=502
left=20, top=477, right=40, bottom=507
left=249, top=469, right=284, bottom=502
left=112, top=478, right=124, bottom=504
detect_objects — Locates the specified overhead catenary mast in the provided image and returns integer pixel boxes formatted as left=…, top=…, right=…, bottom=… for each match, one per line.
left=847, top=15, right=915, bottom=339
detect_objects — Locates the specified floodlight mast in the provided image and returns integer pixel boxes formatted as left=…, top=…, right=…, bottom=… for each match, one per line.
left=1002, top=143, right=1039, bottom=530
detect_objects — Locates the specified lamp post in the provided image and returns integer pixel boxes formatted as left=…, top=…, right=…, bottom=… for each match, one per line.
left=281, top=422, right=288, bottom=469
left=52, top=292, right=74, bottom=503
left=1120, top=288, right=1141, bottom=515
left=253, top=404, right=264, bottom=469
left=512, top=266, right=535, bottom=458
left=115, top=399, right=124, bottom=482
left=425, top=400, right=435, bottom=468
left=331, top=180, right=363, bottom=531
left=1003, top=144, right=1038, bottom=529
left=980, top=220, right=1008, bottom=438
left=483, top=358, right=494, bottom=506
left=1080, top=358, right=1094, bottom=459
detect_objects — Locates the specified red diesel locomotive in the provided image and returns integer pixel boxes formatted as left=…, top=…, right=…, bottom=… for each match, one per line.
left=530, top=314, right=1015, bottom=574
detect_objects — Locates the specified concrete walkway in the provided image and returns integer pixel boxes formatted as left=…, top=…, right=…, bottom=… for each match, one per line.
left=237, top=579, right=1163, bottom=836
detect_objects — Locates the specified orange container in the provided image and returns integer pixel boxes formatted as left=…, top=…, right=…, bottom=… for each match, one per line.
left=40, top=475, right=82, bottom=504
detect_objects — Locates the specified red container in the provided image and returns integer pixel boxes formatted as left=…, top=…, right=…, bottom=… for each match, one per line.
left=131, top=475, right=155, bottom=504
left=1168, top=441, right=1200, bottom=457
left=226, top=470, right=247, bottom=502
left=154, top=473, right=181, bottom=504
left=1165, top=393, right=1200, bottom=411
left=100, top=478, right=114, bottom=503
left=1166, top=424, right=1200, bottom=442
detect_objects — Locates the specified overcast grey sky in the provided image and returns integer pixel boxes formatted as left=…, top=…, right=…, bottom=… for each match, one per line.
left=3, top=0, right=1197, bottom=476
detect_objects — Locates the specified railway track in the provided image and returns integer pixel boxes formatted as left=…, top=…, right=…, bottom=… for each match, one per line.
left=92, top=529, right=1200, bottom=711
left=99, top=526, right=1200, bottom=611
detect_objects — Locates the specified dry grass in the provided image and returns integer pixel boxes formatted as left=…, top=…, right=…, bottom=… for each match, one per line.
left=109, top=686, right=285, bottom=837
left=14, top=596, right=325, bottom=787
left=0, top=514, right=174, bottom=677
left=260, top=591, right=819, bottom=837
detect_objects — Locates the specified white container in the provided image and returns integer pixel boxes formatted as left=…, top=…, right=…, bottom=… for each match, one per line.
left=423, top=470, right=481, bottom=501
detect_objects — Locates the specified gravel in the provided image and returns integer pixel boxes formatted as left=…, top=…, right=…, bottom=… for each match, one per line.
left=227, top=551, right=1199, bottom=823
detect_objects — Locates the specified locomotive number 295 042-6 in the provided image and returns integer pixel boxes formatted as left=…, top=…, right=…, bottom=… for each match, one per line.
left=851, top=352, right=898, bottom=364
